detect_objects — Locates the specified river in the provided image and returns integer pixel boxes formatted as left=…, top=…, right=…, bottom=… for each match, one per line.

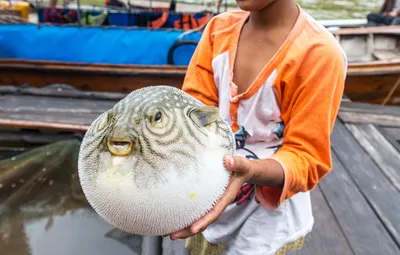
left=175, top=0, right=384, bottom=19
left=75, top=0, right=385, bottom=20
left=296, top=0, right=383, bottom=19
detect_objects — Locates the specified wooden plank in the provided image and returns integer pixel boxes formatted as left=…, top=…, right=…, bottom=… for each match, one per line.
left=338, top=112, right=400, bottom=127
left=383, top=127, right=400, bottom=140
left=0, top=119, right=89, bottom=133
left=0, top=92, right=114, bottom=131
left=345, top=124, right=400, bottom=192
left=293, top=186, right=354, bottom=255
left=0, top=130, right=82, bottom=146
left=0, top=67, right=185, bottom=94
left=375, top=126, right=400, bottom=154
left=0, top=94, right=115, bottom=113
left=318, top=150, right=399, bottom=255
left=342, top=73, right=400, bottom=106
left=331, top=121, right=400, bottom=251
left=2, top=89, right=400, bottom=133
left=0, top=94, right=114, bottom=127
left=372, top=50, right=400, bottom=61
left=339, top=101, right=400, bottom=117
left=0, top=58, right=188, bottom=75
left=0, top=110, right=99, bottom=126
left=0, top=85, right=127, bottom=100
left=331, top=25, right=400, bottom=36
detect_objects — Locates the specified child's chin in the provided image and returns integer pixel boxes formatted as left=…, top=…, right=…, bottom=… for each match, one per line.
left=236, top=0, right=276, bottom=12
left=237, top=3, right=257, bottom=12
left=236, top=1, right=263, bottom=12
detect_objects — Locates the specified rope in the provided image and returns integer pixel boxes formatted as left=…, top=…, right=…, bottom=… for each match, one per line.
left=0, top=14, right=31, bottom=24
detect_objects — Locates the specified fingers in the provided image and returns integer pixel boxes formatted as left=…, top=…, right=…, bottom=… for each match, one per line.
left=224, top=155, right=251, bottom=174
left=190, top=174, right=247, bottom=231
left=170, top=174, right=247, bottom=240
left=170, top=156, right=252, bottom=241
left=170, top=221, right=209, bottom=240
left=169, top=227, right=194, bottom=240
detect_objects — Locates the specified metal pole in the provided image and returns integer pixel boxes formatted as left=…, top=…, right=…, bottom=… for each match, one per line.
left=35, top=0, right=40, bottom=29
left=76, top=0, right=81, bottom=26
left=128, top=0, right=131, bottom=26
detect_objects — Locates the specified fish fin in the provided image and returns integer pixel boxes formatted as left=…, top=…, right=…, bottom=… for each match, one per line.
left=189, top=106, right=220, bottom=127
left=96, top=109, right=114, bottom=132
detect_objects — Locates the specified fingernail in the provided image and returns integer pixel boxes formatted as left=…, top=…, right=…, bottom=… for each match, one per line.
left=226, top=156, right=234, bottom=168
left=224, top=156, right=229, bottom=165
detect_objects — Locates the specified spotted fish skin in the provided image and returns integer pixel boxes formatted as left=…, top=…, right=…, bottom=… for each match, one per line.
left=78, top=85, right=235, bottom=236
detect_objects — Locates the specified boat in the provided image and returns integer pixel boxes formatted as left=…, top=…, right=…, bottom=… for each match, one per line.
left=331, top=26, right=400, bottom=105
left=34, top=0, right=214, bottom=29
left=0, top=22, right=195, bottom=93
left=0, top=12, right=399, bottom=105
left=34, top=2, right=367, bottom=29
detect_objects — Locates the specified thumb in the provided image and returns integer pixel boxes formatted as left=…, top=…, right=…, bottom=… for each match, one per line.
left=224, top=155, right=251, bottom=174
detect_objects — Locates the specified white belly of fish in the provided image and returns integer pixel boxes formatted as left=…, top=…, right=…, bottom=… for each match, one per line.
left=86, top=133, right=232, bottom=236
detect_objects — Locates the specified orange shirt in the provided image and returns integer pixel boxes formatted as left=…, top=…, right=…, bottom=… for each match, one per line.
left=182, top=10, right=347, bottom=209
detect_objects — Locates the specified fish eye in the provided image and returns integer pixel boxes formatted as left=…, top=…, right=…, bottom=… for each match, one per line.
left=154, top=111, right=162, bottom=123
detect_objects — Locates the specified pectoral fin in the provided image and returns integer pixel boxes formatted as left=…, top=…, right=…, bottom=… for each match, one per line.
left=189, top=106, right=220, bottom=127
left=96, top=110, right=113, bottom=131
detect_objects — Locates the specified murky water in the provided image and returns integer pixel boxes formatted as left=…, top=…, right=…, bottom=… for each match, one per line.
left=80, top=0, right=384, bottom=19
left=296, top=0, right=383, bottom=19
left=0, top=174, right=143, bottom=255
left=176, top=0, right=384, bottom=19
left=0, top=144, right=143, bottom=255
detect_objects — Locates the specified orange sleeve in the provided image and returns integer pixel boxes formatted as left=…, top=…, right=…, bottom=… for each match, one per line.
left=181, top=18, right=219, bottom=107
left=256, top=43, right=347, bottom=209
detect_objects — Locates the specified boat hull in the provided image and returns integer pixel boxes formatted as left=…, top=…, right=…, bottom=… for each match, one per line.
left=0, top=58, right=399, bottom=105
left=0, top=60, right=186, bottom=92
left=0, top=25, right=399, bottom=105
left=345, top=72, right=400, bottom=105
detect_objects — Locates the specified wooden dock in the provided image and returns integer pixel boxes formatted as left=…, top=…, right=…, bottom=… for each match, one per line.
left=298, top=102, right=400, bottom=255
left=0, top=85, right=399, bottom=254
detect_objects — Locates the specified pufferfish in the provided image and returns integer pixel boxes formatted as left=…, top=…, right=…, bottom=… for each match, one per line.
left=78, top=85, right=236, bottom=236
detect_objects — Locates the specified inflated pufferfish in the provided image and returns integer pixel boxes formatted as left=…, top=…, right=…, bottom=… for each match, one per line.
left=78, top=85, right=235, bottom=236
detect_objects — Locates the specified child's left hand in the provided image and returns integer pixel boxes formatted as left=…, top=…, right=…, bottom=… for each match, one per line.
left=169, top=155, right=256, bottom=240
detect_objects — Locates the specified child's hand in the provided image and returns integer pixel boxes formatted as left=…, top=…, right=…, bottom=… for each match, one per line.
left=169, top=155, right=257, bottom=240
left=389, top=8, right=400, bottom=16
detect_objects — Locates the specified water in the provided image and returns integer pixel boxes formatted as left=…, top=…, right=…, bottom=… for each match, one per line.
left=296, top=0, right=384, bottom=19
left=0, top=176, right=140, bottom=255
left=175, top=0, right=384, bottom=19
left=80, top=0, right=384, bottom=19
left=0, top=146, right=143, bottom=255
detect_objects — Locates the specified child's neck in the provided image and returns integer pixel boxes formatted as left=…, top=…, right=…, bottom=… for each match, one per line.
left=248, top=0, right=299, bottom=31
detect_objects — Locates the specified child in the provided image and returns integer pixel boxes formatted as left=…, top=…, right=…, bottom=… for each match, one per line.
left=165, top=0, right=347, bottom=254
left=366, top=0, right=400, bottom=26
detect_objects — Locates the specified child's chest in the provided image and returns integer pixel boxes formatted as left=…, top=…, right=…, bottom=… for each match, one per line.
left=232, top=29, right=283, bottom=95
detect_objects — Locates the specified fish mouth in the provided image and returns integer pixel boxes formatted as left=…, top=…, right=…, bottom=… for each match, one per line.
left=107, top=137, right=133, bottom=156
